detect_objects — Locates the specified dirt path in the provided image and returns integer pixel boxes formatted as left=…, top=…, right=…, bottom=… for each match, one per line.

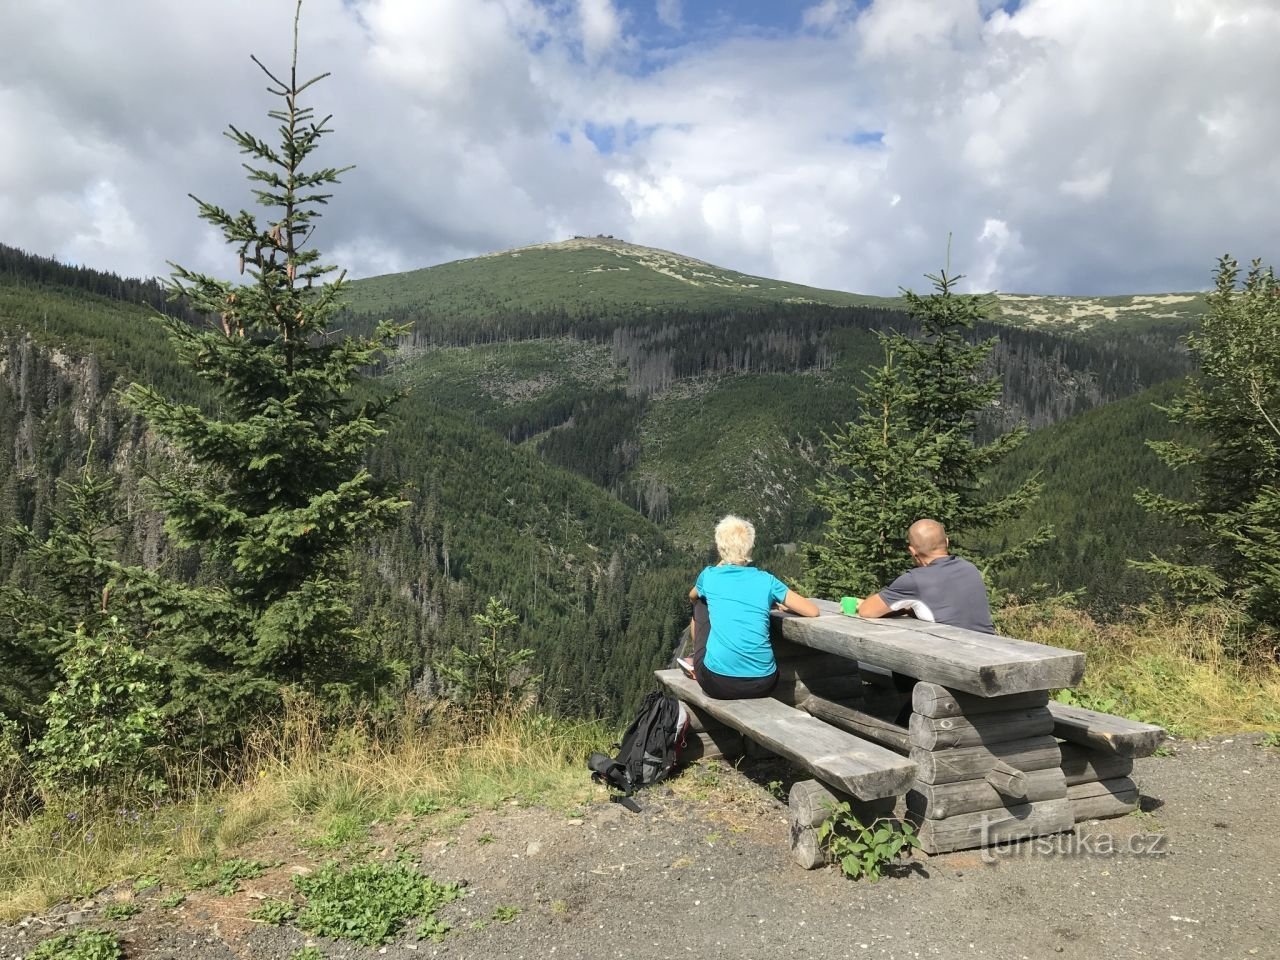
left=4, top=734, right=1277, bottom=960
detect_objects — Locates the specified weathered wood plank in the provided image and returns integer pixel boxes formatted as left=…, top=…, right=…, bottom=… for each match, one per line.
left=985, top=759, right=1029, bottom=799
left=1067, top=776, right=1139, bottom=821
left=656, top=669, right=917, bottom=799
left=910, top=798, right=1074, bottom=854
left=801, top=696, right=912, bottom=753
left=910, top=736, right=1062, bottom=785
left=1049, top=702, right=1168, bottom=758
left=771, top=637, right=830, bottom=662
left=773, top=602, right=1085, bottom=697
left=1058, top=743, right=1135, bottom=786
left=909, top=707, right=1054, bottom=750
left=912, top=682, right=1050, bottom=719
left=907, top=767, right=1066, bottom=820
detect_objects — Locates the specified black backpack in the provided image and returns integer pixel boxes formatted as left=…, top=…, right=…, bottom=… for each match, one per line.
left=589, top=691, right=688, bottom=800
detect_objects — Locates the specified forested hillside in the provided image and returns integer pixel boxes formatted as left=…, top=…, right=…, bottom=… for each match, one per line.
left=976, top=378, right=1194, bottom=606
left=0, top=253, right=688, bottom=719
left=0, top=238, right=1201, bottom=719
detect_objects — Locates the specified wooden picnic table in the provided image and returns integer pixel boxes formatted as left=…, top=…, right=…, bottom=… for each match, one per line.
left=659, top=596, right=1167, bottom=862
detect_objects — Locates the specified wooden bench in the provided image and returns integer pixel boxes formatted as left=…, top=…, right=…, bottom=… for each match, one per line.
left=1048, top=701, right=1168, bottom=758
left=655, top=669, right=917, bottom=800
left=1046, top=703, right=1166, bottom=822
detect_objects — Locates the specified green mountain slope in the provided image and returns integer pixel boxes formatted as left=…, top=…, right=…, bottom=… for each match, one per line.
left=978, top=378, right=1194, bottom=608
left=345, top=237, right=895, bottom=317
left=345, top=236, right=1204, bottom=336
left=0, top=266, right=690, bottom=718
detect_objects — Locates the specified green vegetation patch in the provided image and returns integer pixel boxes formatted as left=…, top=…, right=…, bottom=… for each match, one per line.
left=25, top=929, right=122, bottom=960
left=99, top=901, right=140, bottom=920
left=293, top=861, right=465, bottom=945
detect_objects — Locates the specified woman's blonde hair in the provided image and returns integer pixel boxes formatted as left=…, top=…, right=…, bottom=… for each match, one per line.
left=714, top=514, right=755, bottom=566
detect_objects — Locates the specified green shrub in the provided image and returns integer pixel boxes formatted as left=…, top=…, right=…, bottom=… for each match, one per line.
left=249, top=898, right=295, bottom=925
left=818, top=803, right=920, bottom=881
left=28, top=618, right=166, bottom=796
left=293, top=861, right=464, bottom=945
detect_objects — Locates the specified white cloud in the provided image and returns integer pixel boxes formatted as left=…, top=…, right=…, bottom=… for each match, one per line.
left=579, top=0, right=623, bottom=62
left=656, top=0, right=683, bottom=31
left=0, top=0, right=1278, bottom=296
left=802, top=1, right=854, bottom=31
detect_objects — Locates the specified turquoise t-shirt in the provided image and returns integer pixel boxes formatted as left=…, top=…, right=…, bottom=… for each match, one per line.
left=695, top=564, right=789, bottom=678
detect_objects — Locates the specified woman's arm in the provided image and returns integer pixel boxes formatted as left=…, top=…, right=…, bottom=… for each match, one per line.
left=780, top=589, right=820, bottom=618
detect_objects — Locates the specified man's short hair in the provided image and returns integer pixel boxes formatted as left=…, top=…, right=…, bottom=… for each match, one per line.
left=715, top=514, right=755, bottom=566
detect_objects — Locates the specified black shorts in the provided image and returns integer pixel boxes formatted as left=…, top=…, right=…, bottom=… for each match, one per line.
left=690, top=597, right=779, bottom=700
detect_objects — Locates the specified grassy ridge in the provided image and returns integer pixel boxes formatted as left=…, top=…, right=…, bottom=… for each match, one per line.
left=344, top=236, right=1202, bottom=337
left=345, top=238, right=895, bottom=318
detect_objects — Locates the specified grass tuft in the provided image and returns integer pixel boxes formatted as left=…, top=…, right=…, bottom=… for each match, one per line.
left=998, top=601, right=1280, bottom=737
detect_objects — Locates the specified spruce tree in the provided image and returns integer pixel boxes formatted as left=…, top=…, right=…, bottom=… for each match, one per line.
left=804, top=268, right=1048, bottom=599
left=122, top=4, right=408, bottom=723
left=1134, top=256, right=1280, bottom=642
left=804, top=347, right=945, bottom=597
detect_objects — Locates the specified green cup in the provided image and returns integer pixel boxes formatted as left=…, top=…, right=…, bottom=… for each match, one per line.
left=840, top=596, right=861, bottom=616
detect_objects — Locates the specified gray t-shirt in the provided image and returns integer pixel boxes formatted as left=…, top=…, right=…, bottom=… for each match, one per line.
left=877, top=555, right=995, bottom=635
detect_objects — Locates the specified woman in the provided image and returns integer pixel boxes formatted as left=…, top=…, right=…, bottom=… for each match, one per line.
left=679, top=515, right=820, bottom=699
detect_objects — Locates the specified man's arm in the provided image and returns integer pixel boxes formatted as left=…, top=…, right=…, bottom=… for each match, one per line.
left=857, top=593, right=892, bottom=619
left=689, top=585, right=699, bottom=601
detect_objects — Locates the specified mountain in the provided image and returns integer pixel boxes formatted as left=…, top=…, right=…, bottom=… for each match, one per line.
left=343, top=236, right=1205, bottom=335
left=355, top=239, right=1194, bottom=549
left=343, top=236, right=895, bottom=318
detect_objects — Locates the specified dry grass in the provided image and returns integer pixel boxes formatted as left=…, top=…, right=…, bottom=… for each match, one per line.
left=998, top=601, right=1280, bottom=737
left=0, top=701, right=610, bottom=921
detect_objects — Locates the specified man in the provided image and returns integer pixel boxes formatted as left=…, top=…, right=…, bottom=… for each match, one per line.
left=856, top=519, right=994, bottom=725
left=856, top=518, right=994, bottom=634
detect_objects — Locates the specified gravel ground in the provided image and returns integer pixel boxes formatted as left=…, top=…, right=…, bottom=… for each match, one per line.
left=3, top=734, right=1277, bottom=960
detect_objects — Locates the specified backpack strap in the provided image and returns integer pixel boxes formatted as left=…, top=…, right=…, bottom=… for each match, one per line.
left=587, top=751, right=633, bottom=796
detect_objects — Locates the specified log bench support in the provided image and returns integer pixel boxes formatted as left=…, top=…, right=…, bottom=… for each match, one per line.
left=905, top=682, right=1073, bottom=854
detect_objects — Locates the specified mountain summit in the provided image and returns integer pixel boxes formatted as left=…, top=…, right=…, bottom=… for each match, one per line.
left=342, top=236, right=889, bottom=317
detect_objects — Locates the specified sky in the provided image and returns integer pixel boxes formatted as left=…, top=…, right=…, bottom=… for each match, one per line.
left=2, top=0, right=1277, bottom=296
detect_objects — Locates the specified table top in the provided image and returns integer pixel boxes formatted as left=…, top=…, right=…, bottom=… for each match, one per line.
left=771, top=599, right=1085, bottom=698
